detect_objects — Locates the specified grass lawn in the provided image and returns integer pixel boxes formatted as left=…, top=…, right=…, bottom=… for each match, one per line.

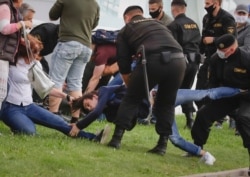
left=0, top=115, right=248, bottom=177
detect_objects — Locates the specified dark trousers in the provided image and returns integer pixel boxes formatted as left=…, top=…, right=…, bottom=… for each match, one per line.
left=195, top=59, right=210, bottom=109
left=114, top=53, right=186, bottom=136
left=191, top=95, right=250, bottom=149
left=180, top=62, right=199, bottom=113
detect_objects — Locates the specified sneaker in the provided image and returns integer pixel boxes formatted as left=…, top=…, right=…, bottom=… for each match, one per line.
left=94, top=124, right=111, bottom=144
left=200, top=152, right=216, bottom=165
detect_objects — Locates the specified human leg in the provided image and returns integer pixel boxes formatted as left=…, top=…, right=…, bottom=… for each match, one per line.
left=180, top=63, right=198, bottom=129
left=181, top=102, right=195, bottom=129
left=108, top=65, right=149, bottom=148
left=1, top=102, right=36, bottom=135
left=26, top=103, right=96, bottom=139
left=195, top=61, right=209, bottom=109
left=50, top=41, right=92, bottom=122
left=191, top=98, right=239, bottom=148
left=67, top=44, right=92, bottom=122
left=235, top=99, right=250, bottom=173
left=148, top=57, right=186, bottom=155
left=49, top=42, right=73, bottom=114
left=169, top=119, right=201, bottom=155
left=175, top=87, right=240, bottom=106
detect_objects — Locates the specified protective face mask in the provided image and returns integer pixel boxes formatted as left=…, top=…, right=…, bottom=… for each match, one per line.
left=216, top=49, right=226, bottom=59
left=205, top=4, right=216, bottom=15
left=235, top=15, right=248, bottom=23
left=149, top=8, right=161, bottom=18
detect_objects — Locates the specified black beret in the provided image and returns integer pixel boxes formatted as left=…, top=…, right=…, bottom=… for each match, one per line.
left=30, top=23, right=59, bottom=56
left=215, top=34, right=236, bottom=50
left=123, top=5, right=143, bottom=16
left=171, top=0, right=187, bottom=7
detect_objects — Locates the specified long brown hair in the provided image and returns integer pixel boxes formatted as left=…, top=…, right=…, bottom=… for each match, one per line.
left=18, top=34, right=43, bottom=61
left=72, top=90, right=98, bottom=114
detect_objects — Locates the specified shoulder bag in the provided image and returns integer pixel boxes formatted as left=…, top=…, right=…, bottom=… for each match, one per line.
left=21, top=21, right=55, bottom=99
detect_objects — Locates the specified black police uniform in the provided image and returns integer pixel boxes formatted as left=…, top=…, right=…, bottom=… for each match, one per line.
left=195, top=8, right=236, bottom=108
left=191, top=36, right=250, bottom=162
left=114, top=15, right=186, bottom=137
left=168, top=13, right=201, bottom=126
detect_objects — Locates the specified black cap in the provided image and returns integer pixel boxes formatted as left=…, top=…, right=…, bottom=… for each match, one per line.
left=171, top=0, right=187, bottom=6
left=123, top=5, right=143, bottom=16
left=215, top=34, right=236, bottom=50
left=30, top=23, right=59, bottom=56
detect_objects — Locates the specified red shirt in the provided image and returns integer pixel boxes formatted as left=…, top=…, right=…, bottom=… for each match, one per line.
left=92, top=44, right=117, bottom=66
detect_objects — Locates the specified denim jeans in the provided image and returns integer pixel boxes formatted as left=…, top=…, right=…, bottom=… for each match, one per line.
left=169, top=87, right=240, bottom=155
left=1, top=102, right=96, bottom=139
left=108, top=73, right=123, bottom=86
left=50, top=41, right=92, bottom=90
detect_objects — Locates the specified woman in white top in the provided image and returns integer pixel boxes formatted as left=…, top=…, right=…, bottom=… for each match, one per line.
left=0, top=34, right=110, bottom=143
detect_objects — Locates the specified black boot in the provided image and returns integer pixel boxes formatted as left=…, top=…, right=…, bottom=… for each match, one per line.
left=184, top=112, right=194, bottom=129
left=107, top=126, right=125, bottom=149
left=148, top=135, right=168, bottom=156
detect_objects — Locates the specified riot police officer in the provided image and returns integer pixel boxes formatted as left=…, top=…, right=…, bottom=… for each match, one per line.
left=108, top=5, right=186, bottom=155
left=195, top=0, right=236, bottom=108
left=191, top=34, right=250, bottom=174
left=168, top=0, right=201, bottom=129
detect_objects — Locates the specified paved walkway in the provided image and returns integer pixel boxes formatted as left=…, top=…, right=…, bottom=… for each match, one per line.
left=182, top=168, right=249, bottom=177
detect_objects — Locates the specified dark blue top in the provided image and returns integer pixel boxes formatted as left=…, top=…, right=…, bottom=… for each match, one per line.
left=76, top=84, right=149, bottom=129
left=76, top=85, right=126, bottom=129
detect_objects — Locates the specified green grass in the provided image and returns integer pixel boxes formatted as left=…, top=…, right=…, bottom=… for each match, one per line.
left=0, top=115, right=248, bottom=177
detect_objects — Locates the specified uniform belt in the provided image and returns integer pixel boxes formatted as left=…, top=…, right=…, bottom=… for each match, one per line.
left=150, top=52, right=184, bottom=58
left=169, top=52, right=185, bottom=59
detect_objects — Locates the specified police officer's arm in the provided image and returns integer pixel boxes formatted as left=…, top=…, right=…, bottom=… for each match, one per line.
left=167, top=23, right=179, bottom=42
left=214, top=15, right=237, bottom=42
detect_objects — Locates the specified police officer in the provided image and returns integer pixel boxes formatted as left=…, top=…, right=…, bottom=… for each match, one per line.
left=168, top=0, right=201, bottom=129
left=148, top=0, right=172, bottom=26
left=107, top=6, right=186, bottom=155
left=191, top=34, right=250, bottom=174
left=195, top=0, right=236, bottom=108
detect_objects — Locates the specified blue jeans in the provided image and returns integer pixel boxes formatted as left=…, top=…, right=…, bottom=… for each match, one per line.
left=50, top=41, right=92, bottom=90
left=169, top=87, right=240, bottom=155
left=108, top=73, right=123, bottom=86
left=1, top=102, right=96, bottom=139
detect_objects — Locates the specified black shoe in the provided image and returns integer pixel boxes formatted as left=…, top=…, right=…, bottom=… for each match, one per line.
left=185, top=118, right=194, bottom=129
left=107, top=138, right=121, bottom=149
left=184, top=112, right=194, bottom=129
left=107, top=126, right=125, bottom=149
left=148, top=144, right=166, bottom=155
left=93, top=125, right=111, bottom=144
left=148, top=135, right=168, bottom=156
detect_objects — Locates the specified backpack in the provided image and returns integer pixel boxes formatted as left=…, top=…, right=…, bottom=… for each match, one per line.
left=92, top=29, right=119, bottom=44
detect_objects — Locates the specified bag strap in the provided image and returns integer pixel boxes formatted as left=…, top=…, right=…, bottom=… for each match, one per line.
left=20, top=21, right=35, bottom=64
